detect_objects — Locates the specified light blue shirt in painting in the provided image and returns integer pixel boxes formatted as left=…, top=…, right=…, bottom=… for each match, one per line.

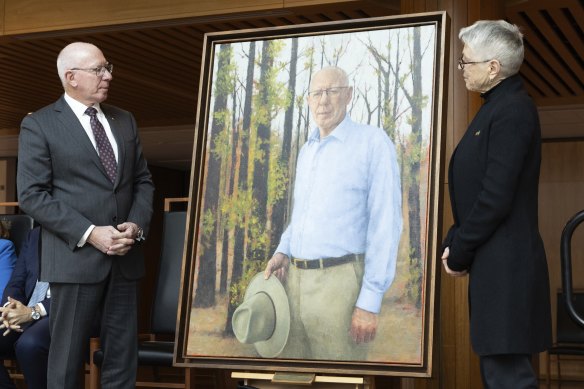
left=275, top=115, right=403, bottom=314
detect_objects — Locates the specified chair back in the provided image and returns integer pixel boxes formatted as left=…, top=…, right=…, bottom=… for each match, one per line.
left=0, top=214, right=34, bottom=255
left=556, top=292, right=584, bottom=344
left=150, top=210, right=187, bottom=334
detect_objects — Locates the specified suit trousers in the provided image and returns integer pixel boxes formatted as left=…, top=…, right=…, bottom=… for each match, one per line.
left=0, top=316, right=50, bottom=389
left=47, top=260, right=138, bottom=389
left=281, top=260, right=369, bottom=360
left=479, top=354, right=538, bottom=389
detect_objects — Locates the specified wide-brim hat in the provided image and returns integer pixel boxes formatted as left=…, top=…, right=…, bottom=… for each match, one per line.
left=232, top=272, right=290, bottom=358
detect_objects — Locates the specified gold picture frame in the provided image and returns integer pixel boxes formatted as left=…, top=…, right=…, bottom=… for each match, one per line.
left=175, top=11, right=450, bottom=377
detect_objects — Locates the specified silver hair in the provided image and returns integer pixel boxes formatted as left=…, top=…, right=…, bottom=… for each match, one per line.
left=311, top=66, right=349, bottom=87
left=459, top=20, right=524, bottom=77
left=56, top=42, right=99, bottom=87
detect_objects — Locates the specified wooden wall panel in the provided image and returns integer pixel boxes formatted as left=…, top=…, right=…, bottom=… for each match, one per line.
left=431, top=0, right=469, bottom=386
left=0, top=0, right=398, bottom=35
left=439, top=183, right=458, bottom=389
left=541, top=141, right=584, bottom=183
left=284, top=0, right=391, bottom=7
left=400, top=0, right=437, bottom=14
left=0, top=0, right=4, bottom=35
left=3, top=0, right=283, bottom=34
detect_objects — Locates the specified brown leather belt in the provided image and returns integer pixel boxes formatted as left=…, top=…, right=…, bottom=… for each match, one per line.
left=290, top=253, right=364, bottom=270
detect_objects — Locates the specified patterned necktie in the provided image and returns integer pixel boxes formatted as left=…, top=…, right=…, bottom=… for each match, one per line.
left=27, top=280, right=49, bottom=307
left=85, top=107, right=117, bottom=183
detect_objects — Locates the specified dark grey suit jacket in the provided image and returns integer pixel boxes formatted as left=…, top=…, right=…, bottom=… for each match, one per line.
left=17, top=95, right=154, bottom=283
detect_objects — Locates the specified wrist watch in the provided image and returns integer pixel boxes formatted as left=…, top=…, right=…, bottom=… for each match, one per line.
left=31, top=305, right=41, bottom=320
left=135, top=226, right=145, bottom=242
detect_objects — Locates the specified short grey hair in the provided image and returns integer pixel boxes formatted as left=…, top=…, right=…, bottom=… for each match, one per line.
left=459, top=20, right=524, bottom=77
left=311, top=66, right=350, bottom=88
left=56, top=42, right=98, bottom=87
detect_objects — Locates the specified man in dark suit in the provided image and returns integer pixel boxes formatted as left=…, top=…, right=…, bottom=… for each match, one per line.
left=0, top=227, right=49, bottom=389
left=17, top=42, right=154, bottom=389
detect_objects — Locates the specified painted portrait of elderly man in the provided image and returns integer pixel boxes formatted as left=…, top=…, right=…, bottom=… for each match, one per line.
left=259, top=65, right=402, bottom=361
left=177, top=13, right=448, bottom=376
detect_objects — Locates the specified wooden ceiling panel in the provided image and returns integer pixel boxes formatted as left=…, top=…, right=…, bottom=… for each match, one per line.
left=1, top=1, right=582, bottom=169
left=523, top=45, right=571, bottom=96
left=507, top=0, right=584, bottom=106
left=520, top=63, right=556, bottom=98
left=527, top=11, right=584, bottom=93
left=569, top=2, right=584, bottom=35
left=548, top=8, right=584, bottom=61
left=521, top=17, right=579, bottom=94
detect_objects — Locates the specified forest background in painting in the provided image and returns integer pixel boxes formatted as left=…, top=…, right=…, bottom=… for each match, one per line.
left=188, top=25, right=437, bottom=360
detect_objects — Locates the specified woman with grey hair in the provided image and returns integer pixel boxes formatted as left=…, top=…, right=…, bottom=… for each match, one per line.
left=441, top=20, right=552, bottom=388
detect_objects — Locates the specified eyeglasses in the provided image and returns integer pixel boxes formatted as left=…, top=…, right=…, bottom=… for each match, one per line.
left=70, top=62, right=113, bottom=77
left=457, top=56, right=491, bottom=70
left=307, top=86, right=349, bottom=99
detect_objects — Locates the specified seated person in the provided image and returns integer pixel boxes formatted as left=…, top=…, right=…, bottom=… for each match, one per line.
left=0, top=226, right=49, bottom=389
left=0, top=220, right=17, bottom=298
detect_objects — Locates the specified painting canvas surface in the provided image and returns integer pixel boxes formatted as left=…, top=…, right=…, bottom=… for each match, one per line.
left=175, top=12, right=449, bottom=377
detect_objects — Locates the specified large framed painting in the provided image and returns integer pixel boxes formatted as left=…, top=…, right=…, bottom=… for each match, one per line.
left=175, top=11, right=450, bottom=377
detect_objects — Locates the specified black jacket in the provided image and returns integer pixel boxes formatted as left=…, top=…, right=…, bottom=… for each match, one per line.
left=443, top=74, right=552, bottom=355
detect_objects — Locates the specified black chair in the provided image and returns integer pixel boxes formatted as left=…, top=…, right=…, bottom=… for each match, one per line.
left=546, top=292, right=584, bottom=388
left=0, top=214, right=34, bottom=255
left=89, top=207, right=190, bottom=389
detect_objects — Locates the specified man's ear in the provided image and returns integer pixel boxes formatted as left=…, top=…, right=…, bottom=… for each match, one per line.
left=65, top=71, right=78, bottom=88
left=345, top=86, right=354, bottom=103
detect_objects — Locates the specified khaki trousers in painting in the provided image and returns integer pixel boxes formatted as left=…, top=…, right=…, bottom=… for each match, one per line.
left=280, top=261, right=369, bottom=361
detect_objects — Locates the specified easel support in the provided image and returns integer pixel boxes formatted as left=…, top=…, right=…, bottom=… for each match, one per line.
left=231, top=372, right=374, bottom=389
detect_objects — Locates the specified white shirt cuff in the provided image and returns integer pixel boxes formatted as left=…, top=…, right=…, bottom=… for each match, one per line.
left=77, top=225, right=96, bottom=247
left=37, top=302, right=48, bottom=317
